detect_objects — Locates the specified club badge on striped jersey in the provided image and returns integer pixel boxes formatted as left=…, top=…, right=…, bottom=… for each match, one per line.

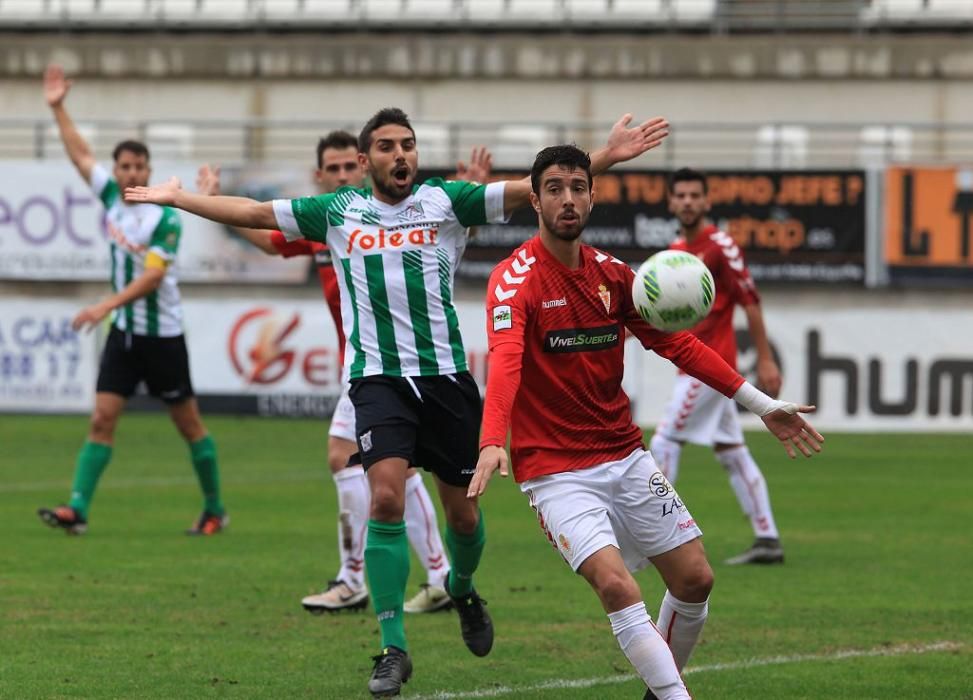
left=597, top=284, right=611, bottom=314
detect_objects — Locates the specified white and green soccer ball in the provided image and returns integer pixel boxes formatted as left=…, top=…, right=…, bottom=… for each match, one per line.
left=632, top=250, right=715, bottom=332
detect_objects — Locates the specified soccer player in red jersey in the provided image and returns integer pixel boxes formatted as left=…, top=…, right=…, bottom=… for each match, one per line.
left=469, top=146, right=823, bottom=700
left=650, top=167, right=787, bottom=566
left=195, top=132, right=497, bottom=615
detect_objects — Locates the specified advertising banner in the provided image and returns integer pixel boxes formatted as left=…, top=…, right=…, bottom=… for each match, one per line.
left=629, top=300, right=973, bottom=433
left=0, top=161, right=308, bottom=283
left=0, top=299, right=98, bottom=412
left=179, top=299, right=493, bottom=417
left=454, top=170, right=866, bottom=283
left=884, top=165, right=973, bottom=284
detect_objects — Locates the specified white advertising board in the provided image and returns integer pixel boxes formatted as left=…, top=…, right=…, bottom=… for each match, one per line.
left=629, top=303, right=973, bottom=433
left=0, top=299, right=98, bottom=412
left=0, top=161, right=308, bottom=283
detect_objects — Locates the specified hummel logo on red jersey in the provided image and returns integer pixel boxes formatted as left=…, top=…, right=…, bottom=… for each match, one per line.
left=542, top=298, right=566, bottom=309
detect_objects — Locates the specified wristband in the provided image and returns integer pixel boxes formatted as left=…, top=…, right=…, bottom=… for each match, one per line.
left=733, top=381, right=797, bottom=417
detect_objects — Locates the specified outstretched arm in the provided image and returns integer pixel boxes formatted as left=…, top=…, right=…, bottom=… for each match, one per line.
left=196, top=164, right=280, bottom=255
left=500, top=113, right=669, bottom=217
left=45, top=64, right=96, bottom=182
left=125, top=176, right=278, bottom=230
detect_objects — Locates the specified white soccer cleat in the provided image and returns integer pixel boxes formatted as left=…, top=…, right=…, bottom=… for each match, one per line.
left=302, top=579, right=369, bottom=614
left=403, top=583, right=453, bottom=613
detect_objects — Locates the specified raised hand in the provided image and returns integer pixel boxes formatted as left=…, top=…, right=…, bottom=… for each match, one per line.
left=196, top=164, right=222, bottom=196
left=125, top=177, right=182, bottom=206
left=456, top=146, right=493, bottom=184
left=605, top=113, right=670, bottom=164
left=466, top=445, right=509, bottom=499
left=44, top=64, right=71, bottom=107
left=760, top=405, right=824, bottom=459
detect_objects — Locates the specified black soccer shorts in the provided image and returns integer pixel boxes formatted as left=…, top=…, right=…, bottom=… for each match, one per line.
left=348, top=372, right=482, bottom=487
left=96, top=326, right=195, bottom=404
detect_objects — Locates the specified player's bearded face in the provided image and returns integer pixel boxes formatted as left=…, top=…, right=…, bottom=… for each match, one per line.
left=669, top=181, right=710, bottom=229
left=366, top=124, right=419, bottom=202
left=113, top=151, right=150, bottom=190
left=537, top=166, right=592, bottom=241
left=316, top=146, right=364, bottom=194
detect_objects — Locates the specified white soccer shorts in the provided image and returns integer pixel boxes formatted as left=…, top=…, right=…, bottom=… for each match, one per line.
left=656, top=374, right=745, bottom=446
left=520, top=448, right=703, bottom=573
left=328, top=383, right=357, bottom=442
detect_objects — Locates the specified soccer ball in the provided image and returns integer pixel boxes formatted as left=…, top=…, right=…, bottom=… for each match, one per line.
left=631, top=250, right=715, bottom=331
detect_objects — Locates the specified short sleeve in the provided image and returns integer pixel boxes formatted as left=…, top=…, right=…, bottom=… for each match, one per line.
left=89, top=163, right=119, bottom=208
left=431, top=179, right=508, bottom=228
left=272, top=193, right=336, bottom=243
left=148, top=207, right=181, bottom=262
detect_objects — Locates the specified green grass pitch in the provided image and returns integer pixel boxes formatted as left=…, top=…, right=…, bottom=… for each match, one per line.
left=1, top=414, right=971, bottom=699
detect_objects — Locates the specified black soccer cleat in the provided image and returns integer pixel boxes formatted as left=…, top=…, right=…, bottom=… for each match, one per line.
left=368, top=646, right=413, bottom=698
left=38, top=505, right=87, bottom=535
left=448, top=586, right=494, bottom=657
left=724, top=537, right=785, bottom=565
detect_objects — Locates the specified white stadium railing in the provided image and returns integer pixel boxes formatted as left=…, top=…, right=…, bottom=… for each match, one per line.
left=1, top=0, right=971, bottom=29
left=5, top=118, right=973, bottom=169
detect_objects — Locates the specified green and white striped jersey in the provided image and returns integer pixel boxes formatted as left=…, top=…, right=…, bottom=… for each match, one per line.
left=90, top=164, right=183, bottom=337
left=273, top=179, right=507, bottom=379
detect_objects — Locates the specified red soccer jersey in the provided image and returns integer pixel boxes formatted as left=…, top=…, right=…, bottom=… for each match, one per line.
left=670, top=224, right=760, bottom=367
left=480, top=236, right=744, bottom=482
left=270, top=231, right=346, bottom=366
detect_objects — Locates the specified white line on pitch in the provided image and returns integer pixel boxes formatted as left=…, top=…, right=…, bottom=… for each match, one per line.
left=0, top=471, right=323, bottom=493
left=412, top=640, right=963, bottom=699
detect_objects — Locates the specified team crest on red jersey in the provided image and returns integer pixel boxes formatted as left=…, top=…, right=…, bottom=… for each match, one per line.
left=597, top=284, right=611, bottom=314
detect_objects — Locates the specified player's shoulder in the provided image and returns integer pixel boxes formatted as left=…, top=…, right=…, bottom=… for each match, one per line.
left=582, top=244, right=630, bottom=280
left=159, top=204, right=181, bottom=223
left=488, top=238, right=541, bottom=304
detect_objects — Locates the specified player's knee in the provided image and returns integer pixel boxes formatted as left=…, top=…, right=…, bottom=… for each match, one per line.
left=89, top=408, right=117, bottom=440
left=443, top=504, right=478, bottom=535
left=594, top=570, right=641, bottom=610
left=369, top=485, right=405, bottom=522
left=671, top=560, right=714, bottom=603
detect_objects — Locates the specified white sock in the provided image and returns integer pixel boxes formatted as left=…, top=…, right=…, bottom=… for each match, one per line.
left=608, top=602, right=691, bottom=700
left=657, top=590, right=709, bottom=671
left=716, top=446, right=780, bottom=539
left=333, top=466, right=370, bottom=590
left=404, top=472, right=450, bottom=588
left=650, top=433, right=683, bottom=484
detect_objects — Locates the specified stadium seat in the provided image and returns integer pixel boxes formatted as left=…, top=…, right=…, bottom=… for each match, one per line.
left=146, top=123, right=195, bottom=160
left=412, top=122, right=453, bottom=168
left=671, top=0, right=717, bottom=23
left=494, top=124, right=556, bottom=167
left=753, top=125, right=809, bottom=168
left=611, top=0, right=666, bottom=23
left=858, top=125, right=913, bottom=167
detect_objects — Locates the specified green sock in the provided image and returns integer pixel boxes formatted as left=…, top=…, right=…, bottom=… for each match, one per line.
left=189, top=435, right=224, bottom=515
left=445, top=509, right=486, bottom=599
left=365, top=519, right=410, bottom=652
left=67, top=441, right=113, bottom=519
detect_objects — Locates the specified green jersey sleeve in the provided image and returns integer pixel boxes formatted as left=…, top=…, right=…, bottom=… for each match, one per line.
left=272, top=192, right=338, bottom=243
left=148, top=207, right=182, bottom=262
left=428, top=178, right=508, bottom=228
left=89, top=163, right=120, bottom=208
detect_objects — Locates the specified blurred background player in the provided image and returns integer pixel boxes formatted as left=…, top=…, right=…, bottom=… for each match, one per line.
left=650, top=167, right=786, bottom=565
left=470, top=145, right=823, bottom=700
left=126, top=106, right=670, bottom=698
left=36, top=65, right=226, bottom=536
left=195, top=131, right=496, bottom=614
